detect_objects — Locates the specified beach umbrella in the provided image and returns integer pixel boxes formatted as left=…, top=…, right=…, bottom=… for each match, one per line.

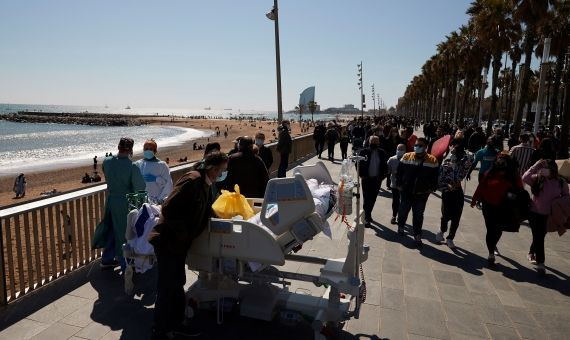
left=556, top=159, right=570, bottom=182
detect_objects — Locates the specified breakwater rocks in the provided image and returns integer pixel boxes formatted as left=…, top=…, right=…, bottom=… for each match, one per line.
left=1, top=111, right=146, bottom=126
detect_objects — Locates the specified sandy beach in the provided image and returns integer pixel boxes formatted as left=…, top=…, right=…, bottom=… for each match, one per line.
left=0, top=117, right=310, bottom=208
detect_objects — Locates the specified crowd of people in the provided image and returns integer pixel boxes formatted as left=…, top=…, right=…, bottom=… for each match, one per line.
left=85, top=114, right=568, bottom=339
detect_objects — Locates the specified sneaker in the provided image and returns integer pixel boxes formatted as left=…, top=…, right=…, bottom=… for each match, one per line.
left=494, top=247, right=500, bottom=256
left=100, top=260, right=119, bottom=269
left=414, top=235, right=423, bottom=248
left=527, top=253, right=537, bottom=265
left=446, top=239, right=456, bottom=249
left=435, top=232, right=444, bottom=243
left=536, top=263, right=546, bottom=276
left=390, top=217, right=397, bottom=225
left=487, top=254, right=496, bottom=266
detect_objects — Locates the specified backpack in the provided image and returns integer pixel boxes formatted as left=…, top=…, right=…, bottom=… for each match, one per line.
left=498, top=186, right=531, bottom=232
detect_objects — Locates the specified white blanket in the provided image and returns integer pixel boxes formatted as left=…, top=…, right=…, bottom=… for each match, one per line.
left=127, top=203, right=160, bottom=273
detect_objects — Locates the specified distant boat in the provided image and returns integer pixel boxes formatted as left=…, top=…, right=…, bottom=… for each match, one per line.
left=224, top=108, right=232, bottom=110
left=204, top=107, right=211, bottom=110
left=125, top=106, right=131, bottom=110
left=104, top=105, right=109, bottom=109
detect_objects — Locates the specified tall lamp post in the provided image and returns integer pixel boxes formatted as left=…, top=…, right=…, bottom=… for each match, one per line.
left=357, top=62, right=364, bottom=118
left=371, top=84, right=376, bottom=115
left=266, top=0, right=283, bottom=123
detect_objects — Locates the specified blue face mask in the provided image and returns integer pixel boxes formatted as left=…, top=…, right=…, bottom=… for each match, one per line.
left=216, top=170, right=228, bottom=182
left=414, top=146, right=425, bottom=154
left=396, top=150, right=405, bottom=158
left=143, top=150, right=155, bottom=160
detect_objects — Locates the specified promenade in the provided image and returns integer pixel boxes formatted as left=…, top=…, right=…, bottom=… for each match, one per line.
left=1, top=144, right=569, bottom=340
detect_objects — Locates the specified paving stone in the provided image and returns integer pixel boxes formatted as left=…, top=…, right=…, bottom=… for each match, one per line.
left=443, top=301, right=487, bottom=338
left=345, top=303, right=379, bottom=336
left=381, top=288, right=404, bottom=311
left=495, top=289, right=526, bottom=308
left=433, top=270, right=466, bottom=286
left=469, top=292, right=502, bottom=307
left=379, top=307, right=406, bottom=340
left=464, top=276, right=494, bottom=294
left=29, top=322, right=81, bottom=340
left=512, top=322, right=545, bottom=340
left=484, top=271, right=513, bottom=292
left=0, top=318, right=50, bottom=340
left=74, top=322, right=111, bottom=340
left=363, top=279, right=381, bottom=306
left=476, top=304, right=512, bottom=327
left=99, top=330, right=121, bottom=340
left=437, top=283, right=473, bottom=304
left=531, top=311, right=570, bottom=334
left=404, top=272, right=439, bottom=301
left=447, top=332, right=488, bottom=340
left=484, top=324, right=520, bottom=340
left=362, top=255, right=382, bottom=281
left=381, top=272, right=403, bottom=290
left=381, top=258, right=402, bottom=275
left=407, top=333, right=441, bottom=340
left=27, top=295, right=93, bottom=324
left=404, top=296, right=449, bottom=340
left=68, top=284, right=99, bottom=300
left=503, top=306, right=537, bottom=326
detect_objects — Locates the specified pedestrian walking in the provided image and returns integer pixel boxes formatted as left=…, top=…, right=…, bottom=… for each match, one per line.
left=339, top=128, right=350, bottom=160
left=436, top=141, right=473, bottom=249
left=313, top=122, right=326, bottom=159
left=522, top=159, right=569, bottom=275
left=471, top=154, right=523, bottom=266
left=468, top=126, right=486, bottom=153
left=13, top=173, right=26, bottom=198
left=225, top=136, right=269, bottom=198
left=150, top=151, right=228, bottom=340
left=467, top=137, right=498, bottom=182
left=324, top=123, right=339, bottom=161
left=387, top=144, right=406, bottom=224
left=93, top=155, right=98, bottom=171
left=276, top=120, right=292, bottom=178
left=396, top=137, right=439, bottom=247
left=92, top=137, right=145, bottom=271
left=509, top=133, right=534, bottom=175
left=358, top=136, right=388, bottom=226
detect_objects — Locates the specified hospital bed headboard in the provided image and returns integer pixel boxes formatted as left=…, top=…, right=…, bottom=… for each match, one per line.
left=292, top=161, right=336, bottom=186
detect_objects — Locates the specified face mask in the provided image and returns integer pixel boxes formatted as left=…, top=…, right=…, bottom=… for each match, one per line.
left=216, top=170, right=228, bottom=182
left=539, top=168, right=550, bottom=177
left=414, top=146, right=425, bottom=154
left=396, top=150, right=405, bottom=158
left=255, top=139, right=264, bottom=146
left=143, top=150, right=155, bottom=160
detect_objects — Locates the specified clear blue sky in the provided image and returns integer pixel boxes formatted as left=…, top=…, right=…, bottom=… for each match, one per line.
left=0, top=0, right=471, bottom=111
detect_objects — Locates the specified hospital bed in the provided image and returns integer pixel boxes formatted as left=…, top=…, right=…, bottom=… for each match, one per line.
left=186, top=161, right=369, bottom=339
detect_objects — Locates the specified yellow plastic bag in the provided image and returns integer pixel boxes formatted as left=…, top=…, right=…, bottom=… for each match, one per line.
left=212, top=184, right=254, bottom=220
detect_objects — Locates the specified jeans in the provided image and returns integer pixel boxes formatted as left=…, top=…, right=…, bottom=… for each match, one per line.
left=315, top=140, right=325, bottom=158
left=440, top=189, right=464, bottom=240
left=398, top=192, right=428, bottom=236
left=101, top=226, right=126, bottom=271
left=327, top=142, right=335, bottom=160
left=528, top=212, right=548, bottom=264
left=391, top=188, right=400, bottom=218
left=482, top=203, right=503, bottom=255
left=362, top=177, right=381, bottom=221
left=278, top=152, right=289, bottom=178
left=154, top=251, right=187, bottom=335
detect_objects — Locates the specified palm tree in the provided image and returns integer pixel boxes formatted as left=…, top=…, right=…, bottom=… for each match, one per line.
left=308, top=101, right=317, bottom=122
left=559, top=51, right=570, bottom=159
left=469, top=0, right=517, bottom=134
left=295, top=104, right=304, bottom=126
left=512, top=0, right=553, bottom=135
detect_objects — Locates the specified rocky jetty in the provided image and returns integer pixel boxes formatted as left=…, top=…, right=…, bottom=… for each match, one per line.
left=0, top=111, right=145, bottom=126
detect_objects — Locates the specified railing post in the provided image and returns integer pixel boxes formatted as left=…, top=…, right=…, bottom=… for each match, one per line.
left=0, top=219, right=8, bottom=305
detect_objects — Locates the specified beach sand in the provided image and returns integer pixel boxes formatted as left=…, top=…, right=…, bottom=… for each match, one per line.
left=0, top=117, right=310, bottom=208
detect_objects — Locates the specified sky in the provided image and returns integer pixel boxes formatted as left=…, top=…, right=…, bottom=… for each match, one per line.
left=0, top=0, right=472, bottom=111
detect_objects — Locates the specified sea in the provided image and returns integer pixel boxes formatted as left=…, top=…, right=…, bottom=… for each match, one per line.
left=0, top=103, right=338, bottom=177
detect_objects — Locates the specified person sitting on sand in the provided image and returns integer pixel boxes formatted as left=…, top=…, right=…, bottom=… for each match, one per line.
left=91, top=172, right=101, bottom=182
left=82, top=173, right=92, bottom=183
left=135, top=139, right=173, bottom=204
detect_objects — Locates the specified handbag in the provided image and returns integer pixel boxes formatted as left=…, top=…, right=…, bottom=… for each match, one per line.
left=498, top=186, right=531, bottom=232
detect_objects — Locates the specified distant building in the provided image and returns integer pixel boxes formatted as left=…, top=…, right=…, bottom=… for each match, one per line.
left=324, top=104, right=360, bottom=114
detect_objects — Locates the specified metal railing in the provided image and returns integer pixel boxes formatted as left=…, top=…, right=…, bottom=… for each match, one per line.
left=0, top=133, right=316, bottom=305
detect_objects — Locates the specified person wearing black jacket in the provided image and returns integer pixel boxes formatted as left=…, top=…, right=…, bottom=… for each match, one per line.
left=468, top=127, right=486, bottom=153
left=313, top=122, right=326, bottom=159
left=150, top=151, right=228, bottom=340
left=225, top=137, right=269, bottom=198
left=255, top=132, right=273, bottom=170
left=358, top=136, right=388, bottom=225
left=324, top=123, right=339, bottom=161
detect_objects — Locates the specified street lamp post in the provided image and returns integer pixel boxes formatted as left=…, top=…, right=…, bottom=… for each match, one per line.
left=266, top=0, right=283, bottom=123
left=372, top=84, right=376, bottom=116
left=358, top=62, right=364, bottom=118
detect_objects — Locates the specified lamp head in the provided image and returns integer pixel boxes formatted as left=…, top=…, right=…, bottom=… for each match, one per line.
left=266, top=8, right=276, bottom=20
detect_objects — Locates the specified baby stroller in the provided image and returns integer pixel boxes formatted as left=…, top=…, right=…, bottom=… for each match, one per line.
left=123, top=191, right=160, bottom=295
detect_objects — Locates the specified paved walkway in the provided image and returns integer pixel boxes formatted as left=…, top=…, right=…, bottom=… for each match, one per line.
left=1, top=144, right=569, bottom=340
